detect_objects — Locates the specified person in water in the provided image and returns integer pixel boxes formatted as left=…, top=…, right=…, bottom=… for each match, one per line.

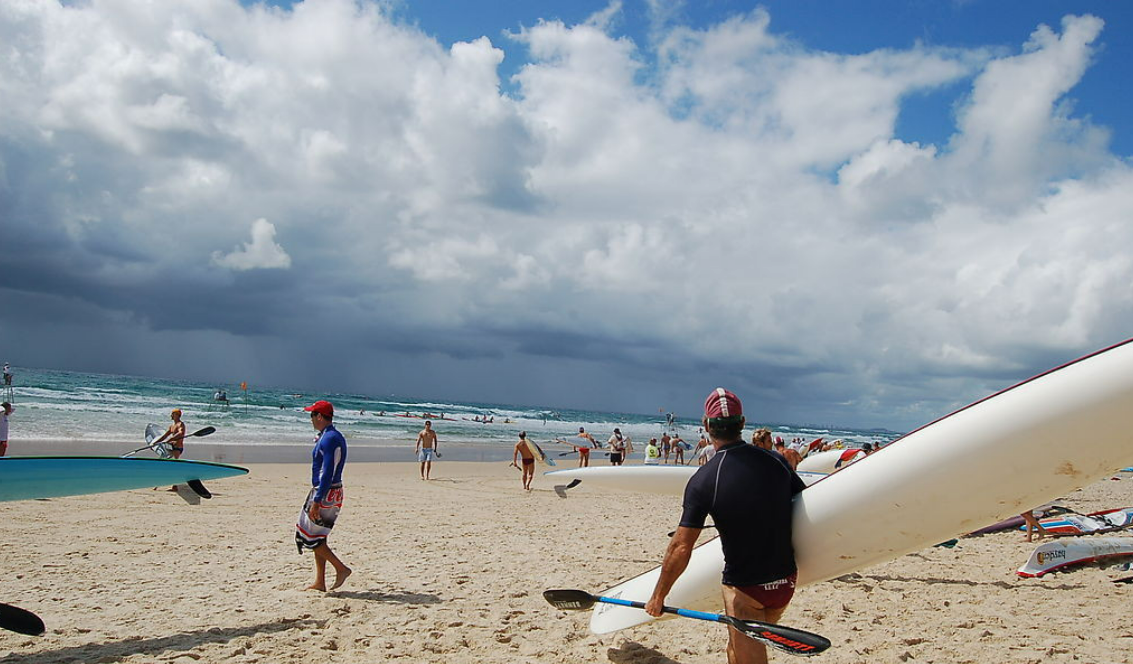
left=295, top=400, right=351, bottom=591
left=647, top=389, right=805, bottom=664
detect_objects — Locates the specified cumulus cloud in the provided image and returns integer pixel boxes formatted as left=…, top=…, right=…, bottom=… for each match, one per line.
left=0, top=1, right=1129, bottom=428
left=212, top=218, right=292, bottom=271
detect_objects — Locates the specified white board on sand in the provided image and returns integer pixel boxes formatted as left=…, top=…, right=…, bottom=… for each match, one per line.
left=1017, top=536, right=1133, bottom=578
left=590, top=338, right=1133, bottom=634
left=544, top=465, right=825, bottom=495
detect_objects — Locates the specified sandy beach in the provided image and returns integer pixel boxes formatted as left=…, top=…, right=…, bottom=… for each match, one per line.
left=2, top=459, right=1132, bottom=664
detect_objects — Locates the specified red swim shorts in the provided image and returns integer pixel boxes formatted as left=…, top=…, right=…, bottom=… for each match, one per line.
left=732, top=572, right=797, bottom=610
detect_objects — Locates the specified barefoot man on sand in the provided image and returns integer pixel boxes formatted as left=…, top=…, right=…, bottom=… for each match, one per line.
left=647, top=389, right=805, bottom=664
left=512, top=431, right=535, bottom=491
left=296, top=400, right=352, bottom=592
left=415, top=420, right=439, bottom=480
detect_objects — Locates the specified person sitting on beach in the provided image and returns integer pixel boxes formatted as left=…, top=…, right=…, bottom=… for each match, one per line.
left=415, top=420, right=439, bottom=480
left=647, top=388, right=806, bottom=664
left=512, top=431, right=535, bottom=491
left=644, top=438, right=661, bottom=465
left=671, top=434, right=686, bottom=465
left=296, top=400, right=351, bottom=592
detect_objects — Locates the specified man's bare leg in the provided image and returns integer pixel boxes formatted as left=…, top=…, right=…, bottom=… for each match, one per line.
left=308, top=546, right=329, bottom=591
left=721, top=585, right=789, bottom=664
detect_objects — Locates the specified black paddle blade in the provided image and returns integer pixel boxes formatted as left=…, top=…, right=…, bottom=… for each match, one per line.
left=544, top=589, right=596, bottom=610
left=191, top=426, right=216, bottom=437
left=0, top=603, right=45, bottom=636
left=726, top=617, right=831, bottom=656
left=186, top=479, right=212, bottom=499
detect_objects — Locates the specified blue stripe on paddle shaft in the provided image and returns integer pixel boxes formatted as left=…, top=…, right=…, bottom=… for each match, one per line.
left=0, top=456, right=249, bottom=502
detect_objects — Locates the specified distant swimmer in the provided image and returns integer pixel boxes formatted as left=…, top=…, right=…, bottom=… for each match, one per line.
left=296, top=400, right=351, bottom=592
left=415, top=420, right=439, bottom=480
left=512, top=431, right=535, bottom=491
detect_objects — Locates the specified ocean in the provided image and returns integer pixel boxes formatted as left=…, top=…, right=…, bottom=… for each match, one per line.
left=0, top=366, right=900, bottom=462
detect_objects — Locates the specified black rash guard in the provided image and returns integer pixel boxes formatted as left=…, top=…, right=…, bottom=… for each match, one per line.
left=679, top=441, right=806, bottom=586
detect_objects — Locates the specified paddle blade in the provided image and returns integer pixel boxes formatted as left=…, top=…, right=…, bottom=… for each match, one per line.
left=0, top=603, right=45, bottom=636
left=191, top=426, right=216, bottom=437
left=728, top=617, right=832, bottom=656
left=543, top=589, right=596, bottom=611
left=186, top=479, right=212, bottom=499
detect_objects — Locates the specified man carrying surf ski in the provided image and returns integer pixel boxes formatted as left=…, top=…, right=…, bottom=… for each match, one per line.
left=646, top=388, right=806, bottom=664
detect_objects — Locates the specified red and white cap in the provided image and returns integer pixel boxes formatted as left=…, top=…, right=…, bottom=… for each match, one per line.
left=704, top=388, right=742, bottom=420
left=304, top=400, right=334, bottom=417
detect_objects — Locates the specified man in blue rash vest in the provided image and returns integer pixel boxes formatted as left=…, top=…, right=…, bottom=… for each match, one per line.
left=295, top=400, right=352, bottom=591
left=646, top=388, right=806, bottom=664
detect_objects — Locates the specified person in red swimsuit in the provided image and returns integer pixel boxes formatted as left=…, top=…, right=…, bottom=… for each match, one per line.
left=646, top=389, right=805, bottom=664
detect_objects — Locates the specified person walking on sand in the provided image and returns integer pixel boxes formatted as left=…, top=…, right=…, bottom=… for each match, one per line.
left=415, top=420, right=439, bottom=480
left=671, top=433, right=687, bottom=465
left=153, top=409, right=188, bottom=459
left=646, top=389, right=806, bottom=664
left=152, top=408, right=188, bottom=491
left=512, top=431, right=535, bottom=491
left=0, top=402, right=13, bottom=457
left=1021, top=509, right=1048, bottom=542
left=574, top=427, right=597, bottom=467
left=607, top=428, right=627, bottom=466
left=296, top=400, right=351, bottom=592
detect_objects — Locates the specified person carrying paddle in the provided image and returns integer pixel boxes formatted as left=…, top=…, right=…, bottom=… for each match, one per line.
left=151, top=408, right=188, bottom=491
left=296, top=400, right=351, bottom=592
left=646, top=388, right=806, bottom=664
left=512, top=431, right=535, bottom=491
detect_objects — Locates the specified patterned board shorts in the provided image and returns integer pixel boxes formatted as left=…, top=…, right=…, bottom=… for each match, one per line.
left=295, top=485, right=343, bottom=552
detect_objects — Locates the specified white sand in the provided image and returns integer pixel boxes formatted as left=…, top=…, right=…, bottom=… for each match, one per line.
left=2, top=461, right=1132, bottom=663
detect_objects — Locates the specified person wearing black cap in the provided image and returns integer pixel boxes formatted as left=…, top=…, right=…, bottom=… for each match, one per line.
left=296, top=400, right=351, bottom=591
left=646, top=388, right=805, bottom=664
left=607, top=428, right=629, bottom=466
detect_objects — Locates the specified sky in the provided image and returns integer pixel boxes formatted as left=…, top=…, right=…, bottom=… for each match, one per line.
left=1, top=0, right=1132, bottom=431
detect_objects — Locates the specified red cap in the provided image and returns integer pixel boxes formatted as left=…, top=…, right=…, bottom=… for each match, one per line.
left=304, top=400, right=334, bottom=417
left=704, top=388, right=742, bottom=419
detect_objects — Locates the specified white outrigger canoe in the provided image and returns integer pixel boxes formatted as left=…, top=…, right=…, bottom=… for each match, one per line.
left=590, top=338, right=1133, bottom=634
